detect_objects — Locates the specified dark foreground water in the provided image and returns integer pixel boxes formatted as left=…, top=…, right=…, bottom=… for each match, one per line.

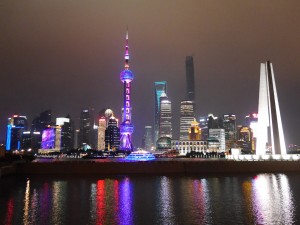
left=1, top=173, right=300, bottom=225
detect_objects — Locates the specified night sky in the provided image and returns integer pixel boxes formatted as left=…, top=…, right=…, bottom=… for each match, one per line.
left=1, top=0, right=299, bottom=146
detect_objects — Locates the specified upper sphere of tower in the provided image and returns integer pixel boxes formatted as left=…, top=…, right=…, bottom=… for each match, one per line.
left=120, top=69, right=134, bottom=82
left=105, top=109, right=113, bottom=118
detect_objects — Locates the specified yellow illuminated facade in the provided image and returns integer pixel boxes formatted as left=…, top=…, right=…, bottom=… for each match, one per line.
left=188, top=119, right=201, bottom=141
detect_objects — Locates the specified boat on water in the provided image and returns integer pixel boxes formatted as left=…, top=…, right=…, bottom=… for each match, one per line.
left=125, top=150, right=156, bottom=161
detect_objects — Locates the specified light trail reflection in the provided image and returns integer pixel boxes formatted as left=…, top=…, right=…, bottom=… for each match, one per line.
left=119, top=177, right=133, bottom=225
left=252, top=174, right=295, bottom=224
left=159, top=176, right=175, bottom=225
left=96, top=180, right=106, bottom=225
left=192, top=179, right=210, bottom=224
left=23, top=179, right=30, bottom=225
left=5, top=198, right=14, bottom=225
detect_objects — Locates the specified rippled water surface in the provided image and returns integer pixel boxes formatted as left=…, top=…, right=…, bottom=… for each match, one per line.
left=1, top=173, right=300, bottom=225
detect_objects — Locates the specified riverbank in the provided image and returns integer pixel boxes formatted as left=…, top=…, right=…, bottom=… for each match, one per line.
left=15, top=159, right=300, bottom=175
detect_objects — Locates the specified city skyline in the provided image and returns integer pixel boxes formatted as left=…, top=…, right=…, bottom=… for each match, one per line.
left=0, top=1, right=299, bottom=146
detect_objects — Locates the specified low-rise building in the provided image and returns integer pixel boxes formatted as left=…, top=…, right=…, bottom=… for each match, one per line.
left=171, top=140, right=207, bottom=156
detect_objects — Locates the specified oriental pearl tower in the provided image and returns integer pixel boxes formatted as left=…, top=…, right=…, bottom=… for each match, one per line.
left=119, top=30, right=134, bottom=151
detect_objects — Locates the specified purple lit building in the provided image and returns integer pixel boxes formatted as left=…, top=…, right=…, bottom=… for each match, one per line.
left=119, top=30, right=134, bottom=151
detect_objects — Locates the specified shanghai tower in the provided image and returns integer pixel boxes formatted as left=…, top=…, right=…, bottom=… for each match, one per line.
left=185, top=56, right=195, bottom=102
left=119, top=30, right=134, bottom=151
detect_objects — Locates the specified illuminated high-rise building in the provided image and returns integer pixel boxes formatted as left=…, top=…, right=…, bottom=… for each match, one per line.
left=200, top=113, right=222, bottom=141
left=98, top=116, right=106, bottom=150
left=154, top=81, right=167, bottom=144
left=199, top=116, right=209, bottom=140
left=256, top=61, right=286, bottom=155
left=143, top=126, right=153, bottom=151
left=40, top=110, right=52, bottom=129
left=119, top=30, right=134, bottom=151
left=238, top=126, right=253, bottom=152
left=185, top=56, right=195, bottom=102
left=6, top=115, right=27, bottom=151
left=56, top=115, right=74, bottom=150
left=223, top=114, right=236, bottom=141
left=209, top=129, right=225, bottom=152
left=105, top=116, right=120, bottom=151
left=78, top=109, right=93, bottom=148
left=245, top=113, right=258, bottom=127
left=245, top=113, right=258, bottom=151
left=97, top=108, right=114, bottom=150
left=159, top=92, right=172, bottom=138
left=179, top=101, right=195, bottom=140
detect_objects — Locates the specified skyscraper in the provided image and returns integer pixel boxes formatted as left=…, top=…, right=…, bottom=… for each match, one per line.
left=223, top=114, right=236, bottom=141
left=179, top=100, right=195, bottom=140
left=159, top=92, right=172, bottom=138
left=238, top=126, right=253, bottom=152
left=119, top=30, right=134, bottom=151
left=256, top=61, right=286, bottom=155
left=56, top=115, right=74, bottom=150
left=6, top=114, right=27, bottom=151
left=185, top=56, right=195, bottom=102
left=78, top=109, right=93, bottom=148
left=143, top=126, right=153, bottom=151
left=39, top=110, right=52, bottom=129
left=105, top=116, right=120, bottom=151
left=154, top=81, right=167, bottom=144
left=199, top=116, right=209, bottom=140
left=98, top=116, right=106, bottom=150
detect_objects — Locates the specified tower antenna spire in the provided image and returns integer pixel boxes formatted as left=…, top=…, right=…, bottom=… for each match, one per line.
left=125, top=27, right=129, bottom=70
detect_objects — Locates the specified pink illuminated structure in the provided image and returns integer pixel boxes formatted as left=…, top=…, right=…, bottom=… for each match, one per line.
left=119, top=30, right=134, bottom=150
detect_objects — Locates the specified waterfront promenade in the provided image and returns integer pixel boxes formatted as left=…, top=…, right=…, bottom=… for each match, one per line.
left=14, top=158, right=300, bottom=175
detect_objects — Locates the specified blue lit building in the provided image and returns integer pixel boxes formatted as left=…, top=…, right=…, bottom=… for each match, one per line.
left=154, top=81, right=167, bottom=144
left=6, top=115, right=27, bottom=151
left=119, top=30, right=134, bottom=151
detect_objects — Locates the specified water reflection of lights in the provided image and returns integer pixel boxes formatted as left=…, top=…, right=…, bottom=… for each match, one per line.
left=113, top=180, right=119, bottom=224
left=277, top=174, right=295, bottom=223
left=5, top=198, right=14, bottom=225
left=119, top=177, right=133, bottom=225
left=252, top=174, right=295, bottom=224
left=90, top=178, right=132, bottom=225
left=90, top=183, right=97, bottom=222
left=192, top=179, right=210, bottom=224
left=23, top=179, right=30, bottom=225
left=97, top=180, right=106, bottom=225
left=159, top=176, right=175, bottom=224
left=52, top=181, right=67, bottom=224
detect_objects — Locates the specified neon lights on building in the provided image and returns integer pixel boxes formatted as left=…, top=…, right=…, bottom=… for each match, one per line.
left=119, top=29, right=134, bottom=151
left=6, top=125, right=12, bottom=150
left=41, top=128, right=55, bottom=149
